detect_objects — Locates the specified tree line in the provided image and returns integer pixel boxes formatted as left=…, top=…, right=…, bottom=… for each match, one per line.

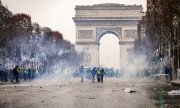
left=141, top=0, right=180, bottom=79
left=0, top=3, right=83, bottom=71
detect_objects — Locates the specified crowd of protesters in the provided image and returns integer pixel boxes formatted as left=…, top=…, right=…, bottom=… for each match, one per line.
left=0, top=65, right=46, bottom=83
left=73, top=66, right=127, bottom=82
left=74, top=65, right=174, bottom=82
left=0, top=64, right=172, bottom=83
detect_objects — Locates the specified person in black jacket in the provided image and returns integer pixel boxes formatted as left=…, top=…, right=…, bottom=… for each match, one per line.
left=91, top=67, right=96, bottom=82
left=100, top=68, right=105, bottom=82
left=11, top=65, right=20, bottom=82
left=165, top=66, right=169, bottom=81
left=0, top=69, right=4, bottom=82
left=3, top=69, right=8, bottom=82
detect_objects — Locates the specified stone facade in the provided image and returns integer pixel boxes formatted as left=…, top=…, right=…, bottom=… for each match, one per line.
left=73, top=3, right=143, bottom=68
left=76, top=10, right=142, bottom=18
left=78, top=30, right=94, bottom=39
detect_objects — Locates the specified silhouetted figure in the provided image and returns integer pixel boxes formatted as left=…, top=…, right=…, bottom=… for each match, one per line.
left=91, top=67, right=96, bottom=82
left=3, top=69, right=8, bottom=82
left=165, top=66, right=169, bottom=81
left=11, top=65, right=20, bottom=83
left=100, top=68, right=105, bottom=82
left=0, top=69, right=7, bottom=82
left=27, top=68, right=32, bottom=80
left=79, top=66, right=84, bottom=82
left=96, top=68, right=101, bottom=82
left=23, top=68, right=28, bottom=80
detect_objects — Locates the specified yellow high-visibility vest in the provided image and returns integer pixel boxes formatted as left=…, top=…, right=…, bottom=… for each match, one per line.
left=24, top=69, right=27, bottom=73
left=97, top=69, right=101, bottom=74
left=17, top=68, right=20, bottom=73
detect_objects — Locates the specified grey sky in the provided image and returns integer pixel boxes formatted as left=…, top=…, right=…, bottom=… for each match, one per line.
left=1, top=0, right=146, bottom=43
left=1, top=0, right=146, bottom=68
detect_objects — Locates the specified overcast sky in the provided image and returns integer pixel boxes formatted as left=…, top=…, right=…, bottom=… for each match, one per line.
left=1, top=0, right=146, bottom=68
left=1, top=0, right=146, bottom=43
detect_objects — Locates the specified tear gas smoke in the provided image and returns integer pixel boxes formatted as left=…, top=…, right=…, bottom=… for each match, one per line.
left=3, top=32, right=84, bottom=85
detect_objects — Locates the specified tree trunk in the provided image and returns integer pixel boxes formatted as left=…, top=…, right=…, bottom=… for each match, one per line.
left=174, top=47, right=178, bottom=79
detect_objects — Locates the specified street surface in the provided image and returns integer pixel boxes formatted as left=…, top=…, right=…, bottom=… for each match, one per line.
left=0, top=78, right=179, bottom=108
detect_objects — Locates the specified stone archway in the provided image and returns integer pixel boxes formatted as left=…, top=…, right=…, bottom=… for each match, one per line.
left=99, top=32, right=120, bottom=68
left=96, top=28, right=122, bottom=41
left=73, top=3, right=143, bottom=68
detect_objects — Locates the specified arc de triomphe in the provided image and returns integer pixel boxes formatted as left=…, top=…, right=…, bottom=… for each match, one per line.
left=73, top=3, right=143, bottom=68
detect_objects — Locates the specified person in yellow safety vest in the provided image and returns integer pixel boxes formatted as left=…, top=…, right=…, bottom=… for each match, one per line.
left=96, top=67, right=101, bottom=82
left=64, top=68, right=69, bottom=74
left=11, top=65, right=20, bottom=83
left=35, top=68, right=39, bottom=78
left=17, top=67, right=20, bottom=73
left=23, top=68, right=27, bottom=80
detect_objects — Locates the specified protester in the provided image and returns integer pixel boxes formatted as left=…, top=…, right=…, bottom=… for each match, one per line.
left=100, top=68, right=105, bottom=82
left=0, top=69, right=7, bottom=82
left=11, top=65, right=20, bottom=83
left=165, top=66, right=169, bottom=81
left=96, top=67, right=101, bottom=82
left=91, top=67, right=96, bottom=82
left=79, top=66, right=84, bottom=82
left=3, top=69, right=8, bottom=82
left=23, top=68, right=28, bottom=80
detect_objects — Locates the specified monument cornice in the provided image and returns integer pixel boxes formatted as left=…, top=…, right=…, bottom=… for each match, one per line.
left=73, top=17, right=142, bottom=21
left=76, top=41, right=100, bottom=45
left=119, top=41, right=134, bottom=45
left=73, top=20, right=139, bottom=26
left=75, top=3, right=143, bottom=10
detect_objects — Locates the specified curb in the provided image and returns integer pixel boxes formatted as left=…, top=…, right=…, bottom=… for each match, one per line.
left=171, top=80, right=180, bottom=87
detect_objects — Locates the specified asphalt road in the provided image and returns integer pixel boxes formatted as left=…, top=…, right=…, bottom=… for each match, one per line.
left=0, top=78, right=169, bottom=108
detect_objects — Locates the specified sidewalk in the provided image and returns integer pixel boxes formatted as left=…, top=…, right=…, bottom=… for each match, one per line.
left=171, top=79, right=180, bottom=87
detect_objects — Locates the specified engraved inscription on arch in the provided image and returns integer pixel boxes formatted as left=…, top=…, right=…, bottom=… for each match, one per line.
left=124, top=29, right=137, bottom=38
left=78, top=30, right=94, bottom=39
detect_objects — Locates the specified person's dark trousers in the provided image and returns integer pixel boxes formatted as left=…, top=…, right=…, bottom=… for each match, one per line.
left=11, top=74, right=16, bottom=82
left=16, top=74, right=19, bottom=82
left=23, top=73, right=27, bottom=80
left=0, top=72, right=3, bottom=82
left=97, top=74, right=100, bottom=82
left=165, top=75, right=168, bottom=81
left=81, top=73, right=83, bottom=82
left=101, top=75, right=104, bottom=82
left=28, top=71, right=31, bottom=80
left=92, top=75, right=95, bottom=81
left=4, top=72, right=8, bottom=82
